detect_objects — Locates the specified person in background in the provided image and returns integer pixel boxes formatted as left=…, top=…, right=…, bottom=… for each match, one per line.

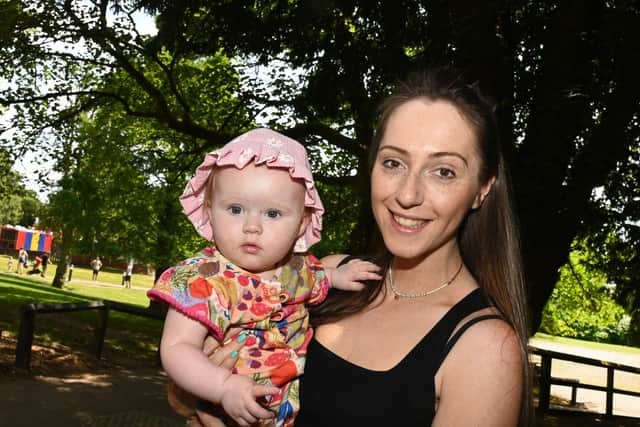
left=122, top=261, right=133, bottom=288
left=29, top=255, right=42, bottom=275
left=67, top=263, right=74, bottom=282
left=7, top=256, right=14, bottom=273
left=17, top=248, right=28, bottom=274
left=90, top=256, right=102, bottom=281
left=41, top=252, right=50, bottom=277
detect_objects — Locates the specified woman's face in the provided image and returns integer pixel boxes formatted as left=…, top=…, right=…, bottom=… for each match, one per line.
left=371, top=99, right=494, bottom=262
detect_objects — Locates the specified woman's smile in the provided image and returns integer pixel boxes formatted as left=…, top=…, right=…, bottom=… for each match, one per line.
left=391, top=212, right=429, bottom=231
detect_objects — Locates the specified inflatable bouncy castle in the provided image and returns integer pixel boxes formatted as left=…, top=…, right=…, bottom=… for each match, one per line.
left=0, top=225, right=54, bottom=254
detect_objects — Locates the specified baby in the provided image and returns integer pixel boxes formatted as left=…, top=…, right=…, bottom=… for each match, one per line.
left=148, top=128, right=379, bottom=426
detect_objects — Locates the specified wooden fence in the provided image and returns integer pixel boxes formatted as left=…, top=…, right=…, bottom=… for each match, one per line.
left=529, top=345, right=640, bottom=417
left=14, top=300, right=165, bottom=370
left=13, top=302, right=640, bottom=420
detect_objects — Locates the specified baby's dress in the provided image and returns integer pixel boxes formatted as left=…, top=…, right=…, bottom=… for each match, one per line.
left=148, top=246, right=329, bottom=427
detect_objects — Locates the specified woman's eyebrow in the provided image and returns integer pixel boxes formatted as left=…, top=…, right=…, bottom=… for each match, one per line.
left=431, top=151, right=468, bottom=166
left=379, top=145, right=468, bottom=166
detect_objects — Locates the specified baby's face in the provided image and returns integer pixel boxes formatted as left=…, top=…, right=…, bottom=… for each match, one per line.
left=208, top=164, right=309, bottom=280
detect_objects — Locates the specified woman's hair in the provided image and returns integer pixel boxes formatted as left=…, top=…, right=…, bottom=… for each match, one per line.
left=311, top=66, right=532, bottom=425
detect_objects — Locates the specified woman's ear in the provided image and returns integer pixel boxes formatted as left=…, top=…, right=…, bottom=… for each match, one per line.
left=472, top=176, right=496, bottom=209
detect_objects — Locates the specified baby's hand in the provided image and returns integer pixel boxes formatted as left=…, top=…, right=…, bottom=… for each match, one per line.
left=219, top=374, right=279, bottom=426
left=330, top=259, right=382, bottom=291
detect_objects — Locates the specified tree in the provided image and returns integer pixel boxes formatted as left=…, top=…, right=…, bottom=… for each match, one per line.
left=3, top=1, right=639, bottom=332
left=0, top=149, right=24, bottom=224
left=577, top=142, right=640, bottom=344
left=139, top=0, right=640, bottom=332
left=540, top=245, right=629, bottom=344
left=0, top=149, right=22, bottom=201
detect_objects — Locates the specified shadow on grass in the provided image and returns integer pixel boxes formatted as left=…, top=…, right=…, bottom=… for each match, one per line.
left=0, top=273, right=163, bottom=365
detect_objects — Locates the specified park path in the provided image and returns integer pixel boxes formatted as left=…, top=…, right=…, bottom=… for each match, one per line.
left=0, top=332, right=184, bottom=427
left=530, top=337, right=640, bottom=418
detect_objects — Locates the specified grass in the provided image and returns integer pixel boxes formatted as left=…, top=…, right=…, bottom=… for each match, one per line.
left=1, top=253, right=156, bottom=290
left=532, top=332, right=640, bottom=356
left=0, top=266, right=163, bottom=363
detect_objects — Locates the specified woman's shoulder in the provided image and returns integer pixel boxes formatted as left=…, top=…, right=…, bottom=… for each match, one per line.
left=435, top=313, right=523, bottom=425
left=441, top=311, right=522, bottom=389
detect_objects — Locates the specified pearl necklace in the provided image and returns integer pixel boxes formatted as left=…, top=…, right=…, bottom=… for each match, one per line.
left=388, top=262, right=464, bottom=299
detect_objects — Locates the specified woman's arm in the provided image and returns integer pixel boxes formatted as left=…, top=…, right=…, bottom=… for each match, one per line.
left=433, top=320, right=523, bottom=427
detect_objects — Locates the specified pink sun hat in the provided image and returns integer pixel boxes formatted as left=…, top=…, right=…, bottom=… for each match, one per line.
left=180, top=128, right=324, bottom=253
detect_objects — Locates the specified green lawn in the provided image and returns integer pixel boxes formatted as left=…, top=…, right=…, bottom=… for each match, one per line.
left=0, top=269, right=163, bottom=363
left=1, top=253, right=156, bottom=290
left=533, top=332, right=640, bottom=357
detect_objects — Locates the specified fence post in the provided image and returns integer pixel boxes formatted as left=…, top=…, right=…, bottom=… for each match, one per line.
left=606, top=367, right=614, bottom=417
left=15, top=305, right=35, bottom=370
left=538, top=354, right=552, bottom=411
left=92, top=305, right=109, bottom=359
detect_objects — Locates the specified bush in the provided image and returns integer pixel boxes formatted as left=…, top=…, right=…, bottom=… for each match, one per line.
left=539, top=250, right=630, bottom=344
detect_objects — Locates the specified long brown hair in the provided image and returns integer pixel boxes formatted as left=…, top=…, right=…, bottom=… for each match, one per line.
left=311, top=67, right=532, bottom=425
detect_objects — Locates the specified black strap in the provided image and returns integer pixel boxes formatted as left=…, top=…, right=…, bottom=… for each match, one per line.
left=437, top=314, right=505, bottom=367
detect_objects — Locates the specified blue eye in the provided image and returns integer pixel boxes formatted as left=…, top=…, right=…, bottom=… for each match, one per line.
left=266, top=209, right=281, bottom=219
left=229, top=205, right=243, bottom=215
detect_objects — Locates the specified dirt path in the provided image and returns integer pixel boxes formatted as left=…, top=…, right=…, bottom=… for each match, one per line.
left=530, top=337, right=640, bottom=419
left=0, top=336, right=183, bottom=427
left=1, top=334, right=639, bottom=426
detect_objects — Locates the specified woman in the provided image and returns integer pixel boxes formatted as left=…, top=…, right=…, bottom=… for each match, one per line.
left=299, top=68, right=530, bottom=426
left=181, top=67, right=531, bottom=426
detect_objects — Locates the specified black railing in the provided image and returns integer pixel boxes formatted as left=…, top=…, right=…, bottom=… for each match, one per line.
left=530, top=344, right=640, bottom=417
left=15, top=300, right=165, bottom=370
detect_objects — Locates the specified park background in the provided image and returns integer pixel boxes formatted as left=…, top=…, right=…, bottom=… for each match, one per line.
left=0, top=1, right=638, bottom=425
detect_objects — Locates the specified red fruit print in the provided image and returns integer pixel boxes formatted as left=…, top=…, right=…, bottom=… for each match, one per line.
left=250, top=360, right=261, bottom=369
left=250, top=302, right=272, bottom=317
left=245, top=336, right=257, bottom=346
left=238, top=275, right=249, bottom=286
left=265, top=352, right=290, bottom=367
left=223, top=270, right=235, bottom=278
left=188, top=302, right=209, bottom=318
left=270, top=361, right=297, bottom=386
left=189, top=277, right=213, bottom=298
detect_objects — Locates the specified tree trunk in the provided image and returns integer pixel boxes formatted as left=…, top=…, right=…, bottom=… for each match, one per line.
left=51, top=223, right=74, bottom=289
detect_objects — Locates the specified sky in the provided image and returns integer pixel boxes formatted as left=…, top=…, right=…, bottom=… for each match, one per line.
left=11, top=9, right=158, bottom=202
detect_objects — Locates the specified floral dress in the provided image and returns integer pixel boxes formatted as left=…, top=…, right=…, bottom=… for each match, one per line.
left=148, top=246, right=329, bottom=427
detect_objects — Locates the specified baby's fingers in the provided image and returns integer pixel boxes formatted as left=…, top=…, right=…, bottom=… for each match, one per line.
left=253, top=385, right=280, bottom=400
left=246, top=387, right=278, bottom=421
left=354, top=260, right=382, bottom=273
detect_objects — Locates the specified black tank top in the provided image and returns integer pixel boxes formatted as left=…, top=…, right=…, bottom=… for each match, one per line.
left=296, top=287, right=502, bottom=426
